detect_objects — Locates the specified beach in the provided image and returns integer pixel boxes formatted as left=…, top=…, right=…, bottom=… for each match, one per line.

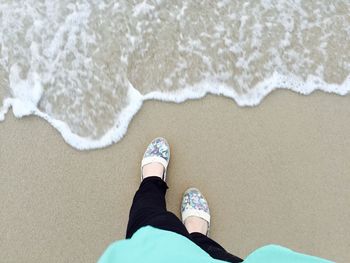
left=1, top=90, right=349, bottom=262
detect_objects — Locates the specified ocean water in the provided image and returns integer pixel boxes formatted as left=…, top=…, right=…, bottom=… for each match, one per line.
left=0, top=0, right=349, bottom=149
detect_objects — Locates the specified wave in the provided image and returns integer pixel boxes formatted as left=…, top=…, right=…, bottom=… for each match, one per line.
left=0, top=0, right=349, bottom=150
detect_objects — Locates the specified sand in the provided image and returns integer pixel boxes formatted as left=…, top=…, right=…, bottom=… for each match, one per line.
left=1, top=90, right=349, bottom=262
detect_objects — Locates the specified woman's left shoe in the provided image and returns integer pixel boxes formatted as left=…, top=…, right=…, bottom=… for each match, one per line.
left=141, top=137, right=170, bottom=182
left=181, top=188, right=211, bottom=236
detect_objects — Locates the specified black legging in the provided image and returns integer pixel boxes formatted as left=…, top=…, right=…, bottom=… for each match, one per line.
left=126, top=177, right=243, bottom=263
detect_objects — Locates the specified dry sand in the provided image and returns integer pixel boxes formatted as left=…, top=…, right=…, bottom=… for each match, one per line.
left=1, top=90, right=349, bottom=262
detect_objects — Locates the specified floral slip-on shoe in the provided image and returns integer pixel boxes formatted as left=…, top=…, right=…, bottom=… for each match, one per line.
left=141, top=137, right=170, bottom=182
left=181, top=187, right=211, bottom=236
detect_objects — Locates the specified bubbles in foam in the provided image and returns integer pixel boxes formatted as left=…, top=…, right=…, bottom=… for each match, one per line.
left=0, top=0, right=349, bottom=149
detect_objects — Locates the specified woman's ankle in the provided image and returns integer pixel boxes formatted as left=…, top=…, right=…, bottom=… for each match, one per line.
left=184, top=216, right=209, bottom=235
left=142, top=162, right=164, bottom=180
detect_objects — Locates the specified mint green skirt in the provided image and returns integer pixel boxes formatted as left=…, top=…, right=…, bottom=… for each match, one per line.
left=98, top=226, right=333, bottom=263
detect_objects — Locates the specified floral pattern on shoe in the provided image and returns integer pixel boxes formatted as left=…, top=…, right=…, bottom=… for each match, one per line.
left=182, top=189, right=210, bottom=215
left=143, top=137, right=170, bottom=162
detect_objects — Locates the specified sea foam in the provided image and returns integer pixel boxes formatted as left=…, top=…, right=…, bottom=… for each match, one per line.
left=0, top=0, right=349, bottom=150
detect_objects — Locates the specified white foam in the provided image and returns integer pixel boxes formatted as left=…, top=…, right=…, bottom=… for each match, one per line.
left=8, top=64, right=43, bottom=118
left=1, top=72, right=349, bottom=150
left=0, top=81, right=144, bottom=150
left=144, top=73, right=350, bottom=107
left=39, top=82, right=143, bottom=150
left=0, top=98, right=12, bottom=121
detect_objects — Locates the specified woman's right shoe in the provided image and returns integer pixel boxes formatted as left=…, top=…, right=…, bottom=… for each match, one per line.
left=141, top=137, right=170, bottom=182
left=181, top=188, right=211, bottom=236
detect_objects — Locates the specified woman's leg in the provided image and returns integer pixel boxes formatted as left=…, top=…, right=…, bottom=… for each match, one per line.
left=189, top=232, right=243, bottom=263
left=127, top=138, right=189, bottom=238
left=126, top=176, right=190, bottom=238
left=182, top=189, right=243, bottom=262
left=126, top=177, right=242, bottom=262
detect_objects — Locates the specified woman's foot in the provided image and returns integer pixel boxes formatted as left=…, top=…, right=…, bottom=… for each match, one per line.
left=181, top=188, right=211, bottom=236
left=184, top=216, right=209, bottom=235
left=141, top=137, right=170, bottom=181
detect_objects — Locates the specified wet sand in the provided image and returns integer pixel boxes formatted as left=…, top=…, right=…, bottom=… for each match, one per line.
left=1, top=90, right=349, bottom=262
